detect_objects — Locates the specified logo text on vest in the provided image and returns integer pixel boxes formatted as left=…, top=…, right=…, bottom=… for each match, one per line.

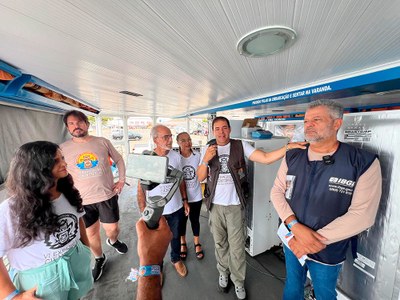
left=328, top=177, right=355, bottom=195
left=329, top=177, right=355, bottom=187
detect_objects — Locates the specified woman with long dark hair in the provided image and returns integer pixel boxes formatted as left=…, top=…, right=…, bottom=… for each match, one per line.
left=177, top=132, right=204, bottom=260
left=0, top=141, right=93, bottom=300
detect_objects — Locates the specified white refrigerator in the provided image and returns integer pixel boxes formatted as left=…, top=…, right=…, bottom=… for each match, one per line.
left=242, top=136, right=288, bottom=257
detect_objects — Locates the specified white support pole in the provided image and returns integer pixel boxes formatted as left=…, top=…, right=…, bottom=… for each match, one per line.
left=123, top=115, right=129, bottom=155
left=95, top=115, right=102, bottom=137
left=207, top=113, right=216, bottom=141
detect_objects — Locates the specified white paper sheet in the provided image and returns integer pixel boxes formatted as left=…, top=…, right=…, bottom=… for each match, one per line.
left=277, top=222, right=307, bottom=265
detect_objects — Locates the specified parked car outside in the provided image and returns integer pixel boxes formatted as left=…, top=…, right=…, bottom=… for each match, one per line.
left=112, top=130, right=142, bottom=140
left=190, top=128, right=208, bottom=135
left=173, top=126, right=187, bottom=134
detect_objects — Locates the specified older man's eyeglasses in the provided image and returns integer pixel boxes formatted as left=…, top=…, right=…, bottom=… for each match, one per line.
left=157, top=134, right=173, bottom=141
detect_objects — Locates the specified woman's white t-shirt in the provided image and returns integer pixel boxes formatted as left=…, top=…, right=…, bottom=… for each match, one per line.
left=180, top=150, right=202, bottom=203
left=0, top=194, right=84, bottom=271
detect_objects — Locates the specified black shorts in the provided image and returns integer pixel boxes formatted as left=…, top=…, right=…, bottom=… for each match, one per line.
left=83, top=195, right=120, bottom=228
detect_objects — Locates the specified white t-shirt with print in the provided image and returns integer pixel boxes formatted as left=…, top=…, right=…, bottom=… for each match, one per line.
left=0, top=194, right=84, bottom=271
left=148, top=150, right=183, bottom=215
left=201, top=140, right=255, bottom=206
left=180, top=151, right=202, bottom=203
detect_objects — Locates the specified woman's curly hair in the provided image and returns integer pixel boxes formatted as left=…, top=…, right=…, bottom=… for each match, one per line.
left=6, top=141, right=83, bottom=247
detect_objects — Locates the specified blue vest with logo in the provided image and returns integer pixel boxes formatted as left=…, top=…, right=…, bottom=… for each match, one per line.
left=286, top=142, right=376, bottom=264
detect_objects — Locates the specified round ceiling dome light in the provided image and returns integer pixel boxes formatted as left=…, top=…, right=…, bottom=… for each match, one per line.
left=237, top=26, right=297, bottom=57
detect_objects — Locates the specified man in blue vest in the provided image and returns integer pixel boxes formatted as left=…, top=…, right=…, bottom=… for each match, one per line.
left=271, top=99, right=382, bottom=300
left=198, top=116, right=306, bottom=300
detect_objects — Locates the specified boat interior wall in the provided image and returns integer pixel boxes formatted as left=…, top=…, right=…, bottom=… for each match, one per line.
left=0, top=106, right=69, bottom=185
left=337, top=110, right=400, bottom=300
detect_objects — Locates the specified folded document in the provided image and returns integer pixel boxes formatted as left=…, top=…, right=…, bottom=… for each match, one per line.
left=277, top=222, right=307, bottom=266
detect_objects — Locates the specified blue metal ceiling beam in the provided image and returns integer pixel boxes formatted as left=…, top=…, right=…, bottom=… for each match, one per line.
left=0, top=60, right=100, bottom=114
left=186, top=65, right=400, bottom=117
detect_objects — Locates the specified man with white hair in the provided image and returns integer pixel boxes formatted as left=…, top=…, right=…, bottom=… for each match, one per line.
left=137, top=124, right=190, bottom=278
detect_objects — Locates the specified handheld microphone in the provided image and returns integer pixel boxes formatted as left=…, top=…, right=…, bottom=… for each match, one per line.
left=206, top=139, right=217, bottom=156
left=207, top=139, right=216, bottom=146
left=323, top=155, right=335, bottom=165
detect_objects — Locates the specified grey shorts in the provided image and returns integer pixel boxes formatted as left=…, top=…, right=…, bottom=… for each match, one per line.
left=83, top=195, right=120, bottom=227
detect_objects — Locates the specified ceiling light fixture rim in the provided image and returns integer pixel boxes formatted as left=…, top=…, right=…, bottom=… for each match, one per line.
left=237, top=25, right=297, bottom=58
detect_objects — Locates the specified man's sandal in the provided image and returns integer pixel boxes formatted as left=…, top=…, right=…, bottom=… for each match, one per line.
left=194, top=243, right=204, bottom=260
left=180, top=243, right=187, bottom=260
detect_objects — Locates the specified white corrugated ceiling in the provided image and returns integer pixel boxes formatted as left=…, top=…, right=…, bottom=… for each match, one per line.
left=1, top=0, right=400, bottom=117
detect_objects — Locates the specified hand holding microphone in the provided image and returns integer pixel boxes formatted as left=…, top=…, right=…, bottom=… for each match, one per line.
left=204, top=139, right=218, bottom=163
